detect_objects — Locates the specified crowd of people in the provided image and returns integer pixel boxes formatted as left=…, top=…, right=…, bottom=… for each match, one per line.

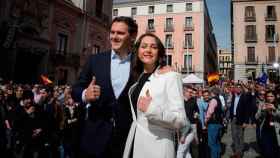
left=0, top=82, right=81, bottom=158
left=0, top=79, right=280, bottom=158
left=1, top=16, right=280, bottom=158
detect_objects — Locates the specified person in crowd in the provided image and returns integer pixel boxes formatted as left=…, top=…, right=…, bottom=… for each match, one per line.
left=15, top=85, right=24, bottom=104
left=122, top=33, right=187, bottom=158
left=229, top=84, right=250, bottom=158
left=255, top=89, right=266, bottom=148
left=37, top=86, right=62, bottom=158
left=13, top=90, right=47, bottom=158
left=32, top=84, right=41, bottom=104
left=255, top=90, right=280, bottom=158
left=0, top=89, right=7, bottom=156
left=197, top=89, right=210, bottom=158
left=177, top=86, right=199, bottom=158
left=205, top=87, right=224, bottom=158
left=72, top=16, right=138, bottom=158
left=63, top=96, right=80, bottom=158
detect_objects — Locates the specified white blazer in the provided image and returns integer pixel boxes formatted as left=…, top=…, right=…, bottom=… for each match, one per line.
left=123, top=70, right=187, bottom=158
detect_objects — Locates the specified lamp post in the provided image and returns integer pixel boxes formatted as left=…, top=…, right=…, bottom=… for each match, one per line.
left=186, top=38, right=189, bottom=74
left=273, top=32, right=279, bottom=81
left=166, top=41, right=169, bottom=65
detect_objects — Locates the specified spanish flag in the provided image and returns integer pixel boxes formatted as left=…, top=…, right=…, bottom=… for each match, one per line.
left=40, top=75, right=53, bottom=85
left=207, top=72, right=219, bottom=83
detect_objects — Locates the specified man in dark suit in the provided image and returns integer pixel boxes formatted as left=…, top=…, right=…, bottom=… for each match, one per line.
left=229, top=84, right=250, bottom=158
left=72, top=16, right=138, bottom=158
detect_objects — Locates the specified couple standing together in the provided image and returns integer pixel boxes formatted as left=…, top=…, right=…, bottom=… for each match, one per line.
left=72, top=16, right=187, bottom=158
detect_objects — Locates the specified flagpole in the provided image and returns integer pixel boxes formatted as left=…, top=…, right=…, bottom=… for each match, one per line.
left=273, top=32, right=280, bottom=80
left=186, top=38, right=189, bottom=75
left=166, top=41, right=169, bottom=65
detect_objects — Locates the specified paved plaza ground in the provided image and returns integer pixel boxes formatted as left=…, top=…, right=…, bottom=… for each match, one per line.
left=221, top=125, right=261, bottom=158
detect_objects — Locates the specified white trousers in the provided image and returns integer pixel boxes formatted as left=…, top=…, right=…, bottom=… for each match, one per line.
left=176, top=124, right=197, bottom=158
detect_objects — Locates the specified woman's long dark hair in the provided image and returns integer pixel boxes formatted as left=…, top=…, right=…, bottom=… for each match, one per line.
left=132, top=33, right=166, bottom=80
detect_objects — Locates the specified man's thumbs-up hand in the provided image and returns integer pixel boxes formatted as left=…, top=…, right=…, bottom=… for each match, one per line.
left=90, top=76, right=96, bottom=86
left=85, top=76, right=101, bottom=102
left=137, top=89, right=152, bottom=112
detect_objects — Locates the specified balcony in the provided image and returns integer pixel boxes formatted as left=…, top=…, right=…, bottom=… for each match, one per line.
left=266, top=56, right=280, bottom=65
left=266, top=36, right=275, bottom=42
left=183, top=42, right=194, bottom=49
left=245, top=56, right=258, bottom=65
left=164, top=26, right=174, bottom=32
left=50, top=51, right=80, bottom=67
left=184, top=25, right=194, bottom=31
left=265, top=14, right=277, bottom=21
left=181, top=66, right=194, bottom=74
left=165, top=43, right=174, bottom=49
left=244, top=16, right=256, bottom=22
left=245, top=35, right=257, bottom=43
left=146, top=27, right=155, bottom=32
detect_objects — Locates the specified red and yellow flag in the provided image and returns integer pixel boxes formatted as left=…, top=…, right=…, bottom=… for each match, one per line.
left=40, top=75, right=53, bottom=85
left=207, top=72, right=219, bottom=83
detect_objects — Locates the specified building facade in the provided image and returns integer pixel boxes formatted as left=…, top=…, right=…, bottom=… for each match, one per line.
left=0, top=0, right=112, bottom=84
left=231, top=0, right=280, bottom=81
left=113, top=0, right=217, bottom=80
left=218, top=48, right=233, bottom=80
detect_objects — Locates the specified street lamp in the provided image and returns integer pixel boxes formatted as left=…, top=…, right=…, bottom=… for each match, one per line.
left=273, top=32, right=279, bottom=81
left=273, top=62, right=279, bottom=68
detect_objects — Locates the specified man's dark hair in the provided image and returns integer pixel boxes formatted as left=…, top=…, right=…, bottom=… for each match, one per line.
left=202, top=89, right=209, bottom=94
left=210, top=87, right=220, bottom=96
left=22, top=90, right=34, bottom=100
left=111, top=16, right=138, bottom=35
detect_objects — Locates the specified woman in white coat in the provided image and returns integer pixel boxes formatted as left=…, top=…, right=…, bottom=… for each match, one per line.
left=123, top=33, right=188, bottom=158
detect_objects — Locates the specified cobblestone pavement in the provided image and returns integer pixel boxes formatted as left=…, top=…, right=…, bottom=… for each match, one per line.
left=221, top=125, right=261, bottom=158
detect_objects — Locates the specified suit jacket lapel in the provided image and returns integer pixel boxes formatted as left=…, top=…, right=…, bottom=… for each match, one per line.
left=104, top=51, right=116, bottom=100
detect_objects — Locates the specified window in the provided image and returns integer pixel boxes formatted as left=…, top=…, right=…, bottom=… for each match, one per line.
left=247, top=47, right=255, bottom=62
left=96, top=0, right=103, bottom=17
left=185, top=34, right=193, bottom=48
left=268, top=46, right=276, bottom=63
left=57, top=33, right=68, bottom=54
left=165, top=34, right=173, bottom=48
left=244, top=6, right=255, bottom=21
left=147, top=19, right=155, bottom=31
left=148, top=6, right=154, bottom=14
left=186, top=3, right=192, bottom=11
left=266, top=25, right=275, bottom=41
left=184, top=54, right=192, bottom=70
left=185, top=17, right=193, bottom=29
left=266, top=6, right=277, bottom=20
left=166, top=55, right=172, bottom=66
left=165, top=18, right=173, bottom=32
left=113, top=9, right=118, bottom=16
left=167, top=4, right=173, bottom=12
left=131, top=7, right=137, bottom=16
left=226, top=56, right=229, bottom=61
left=245, top=25, right=257, bottom=42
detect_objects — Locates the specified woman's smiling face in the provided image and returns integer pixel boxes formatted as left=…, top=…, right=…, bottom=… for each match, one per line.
left=138, top=35, right=159, bottom=67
